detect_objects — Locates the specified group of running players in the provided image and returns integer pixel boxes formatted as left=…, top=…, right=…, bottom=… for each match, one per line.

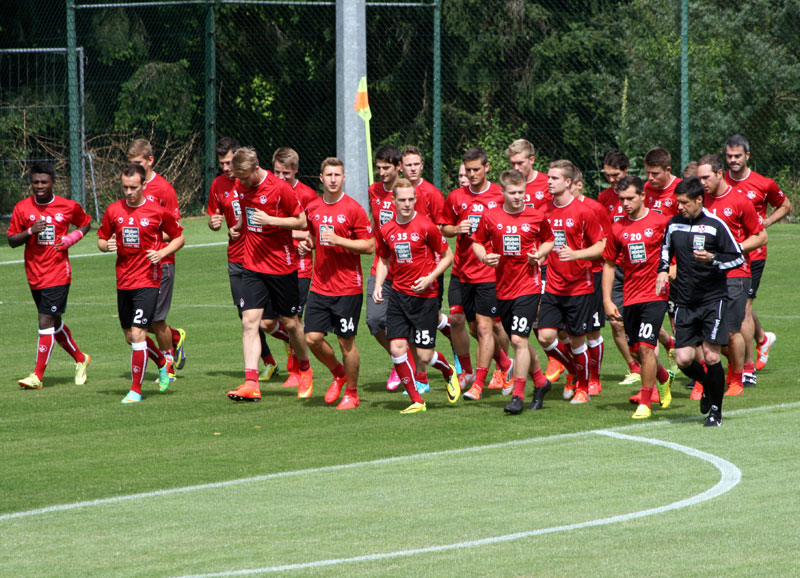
left=10, top=134, right=791, bottom=424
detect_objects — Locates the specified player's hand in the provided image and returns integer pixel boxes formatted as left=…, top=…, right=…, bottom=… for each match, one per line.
left=557, top=245, right=577, bottom=261
left=668, top=263, right=677, bottom=281
left=604, top=301, right=622, bottom=321
left=372, top=286, right=383, bottom=304
left=209, top=209, right=224, bottom=230
left=411, top=275, right=433, bottom=293
left=228, top=226, right=241, bottom=240
left=481, top=253, right=500, bottom=268
left=146, top=249, right=163, bottom=264
left=30, top=216, right=47, bottom=234
left=692, top=249, right=713, bottom=263
left=106, top=234, right=117, bottom=252
left=251, top=209, right=273, bottom=227
left=655, top=272, right=669, bottom=296
left=528, top=251, right=546, bottom=266
left=457, top=220, right=473, bottom=235
left=297, top=239, right=313, bottom=255
left=320, top=228, right=338, bottom=246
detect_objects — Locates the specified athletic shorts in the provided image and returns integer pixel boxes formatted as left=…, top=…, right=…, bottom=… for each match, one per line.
left=461, top=281, right=498, bottom=322
left=749, top=259, right=765, bottom=299
left=726, top=277, right=751, bottom=333
left=590, top=271, right=606, bottom=330
left=298, top=277, right=312, bottom=318
left=31, top=284, right=70, bottom=316
left=673, top=298, right=728, bottom=348
left=448, top=274, right=463, bottom=315
left=366, top=274, right=393, bottom=335
left=611, top=266, right=625, bottom=313
left=498, top=293, right=540, bottom=338
left=540, top=264, right=548, bottom=294
left=538, top=292, right=593, bottom=337
left=386, top=290, right=439, bottom=348
left=153, top=263, right=174, bottom=322
left=117, top=287, right=159, bottom=330
left=240, top=268, right=300, bottom=318
left=623, top=301, right=668, bottom=349
left=436, top=273, right=445, bottom=311
left=304, top=291, right=362, bottom=337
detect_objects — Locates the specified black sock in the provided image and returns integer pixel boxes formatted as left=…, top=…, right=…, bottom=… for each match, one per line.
left=680, top=359, right=707, bottom=384
left=706, top=361, right=725, bottom=410
left=258, top=328, right=271, bottom=357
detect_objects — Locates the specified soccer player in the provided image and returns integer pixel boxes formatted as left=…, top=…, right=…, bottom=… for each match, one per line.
left=97, top=163, right=185, bottom=403
left=537, top=160, right=605, bottom=404
left=457, top=164, right=469, bottom=188
left=373, top=179, right=460, bottom=413
left=505, top=138, right=551, bottom=209
left=472, top=169, right=555, bottom=414
left=225, top=147, right=313, bottom=402
left=301, top=157, right=374, bottom=409
left=207, top=137, right=279, bottom=381
left=442, top=147, right=513, bottom=400
left=643, top=147, right=680, bottom=218
left=656, top=177, right=745, bottom=426
left=9, top=162, right=92, bottom=390
left=699, top=154, right=766, bottom=396
left=272, top=146, right=320, bottom=385
left=127, top=139, right=187, bottom=379
left=724, top=135, right=792, bottom=381
left=602, top=175, right=674, bottom=419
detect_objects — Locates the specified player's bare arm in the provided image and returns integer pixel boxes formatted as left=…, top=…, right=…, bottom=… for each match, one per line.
left=764, top=197, right=791, bottom=227
left=208, top=208, right=224, bottom=231
left=373, top=256, right=390, bottom=304
left=251, top=209, right=307, bottom=230
left=528, top=240, right=555, bottom=265
left=54, top=221, right=92, bottom=251
left=8, top=216, right=48, bottom=248
left=601, top=260, right=621, bottom=321
left=321, top=231, right=374, bottom=255
left=558, top=238, right=606, bottom=262
left=655, top=271, right=670, bottom=297
left=147, top=233, right=185, bottom=264
left=472, top=242, right=499, bottom=268
left=412, top=246, right=454, bottom=293
left=741, top=229, right=767, bottom=254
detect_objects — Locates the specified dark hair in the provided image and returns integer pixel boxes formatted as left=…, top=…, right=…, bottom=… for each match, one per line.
left=675, top=176, right=704, bottom=201
left=215, top=136, right=240, bottom=157
left=121, top=162, right=146, bottom=183
left=29, top=161, right=56, bottom=181
left=644, top=147, right=672, bottom=169
left=725, top=134, right=750, bottom=154
left=602, top=149, right=629, bottom=171
left=463, top=146, right=488, bottom=165
left=697, top=153, right=723, bottom=174
left=616, top=174, right=644, bottom=194
left=375, top=145, right=401, bottom=165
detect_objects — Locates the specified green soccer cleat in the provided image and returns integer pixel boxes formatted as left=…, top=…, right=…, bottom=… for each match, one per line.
left=122, top=391, right=142, bottom=404
left=619, top=372, right=642, bottom=386
left=18, top=373, right=43, bottom=390
left=631, top=403, right=652, bottom=419
left=658, top=369, right=674, bottom=409
left=259, top=362, right=278, bottom=382
left=157, top=363, right=171, bottom=392
left=445, top=364, right=461, bottom=403
left=400, top=401, right=427, bottom=414
left=174, top=328, right=187, bottom=370
left=74, top=354, right=91, bottom=385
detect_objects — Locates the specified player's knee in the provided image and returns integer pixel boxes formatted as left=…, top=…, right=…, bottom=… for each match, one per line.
left=510, top=334, right=527, bottom=349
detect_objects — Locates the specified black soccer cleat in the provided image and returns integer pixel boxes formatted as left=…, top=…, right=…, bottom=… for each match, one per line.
left=530, top=380, right=552, bottom=411
left=703, top=409, right=722, bottom=427
left=686, top=379, right=696, bottom=390
left=504, top=395, right=523, bottom=415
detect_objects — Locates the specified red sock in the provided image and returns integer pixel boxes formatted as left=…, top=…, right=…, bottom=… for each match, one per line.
left=628, top=359, right=642, bottom=374
left=640, top=385, right=654, bottom=408
left=54, top=323, right=85, bottom=363
left=130, top=342, right=148, bottom=394
left=428, top=351, right=452, bottom=378
left=34, top=328, right=55, bottom=379
left=731, top=370, right=743, bottom=385
left=700, top=360, right=707, bottom=372
left=757, top=334, right=767, bottom=347
left=571, top=345, right=589, bottom=391
left=414, top=370, right=428, bottom=383
left=393, top=353, right=422, bottom=403
left=494, top=349, right=512, bottom=372
left=245, top=368, right=259, bottom=382
left=458, top=353, right=473, bottom=374
left=656, top=364, right=670, bottom=384
left=262, top=352, right=276, bottom=366
left=666, top=335, right=675, bottom=350
left=332, top=363, right=346, bottom=379
left=145, top=337, right=166, bottom=368
left=546, top=339, right=576, bottom=374
left=530, top=367, right=547, bottom=389
left=270, top=322, right=291, bottom=344
left=170, top=326, right=181, bottom=347
left=513, top=377, right=526, bottom=399
left=438, top=315, right=452, bottom=339
left=588, top=339, right=603, bottom=381
left=298, top=357, right=310, bottom=372
left=474, top=366, right=489, bottom=389
left=344, top=384, right=358, bottom=396
left=743, top=361, right=755, bottom=373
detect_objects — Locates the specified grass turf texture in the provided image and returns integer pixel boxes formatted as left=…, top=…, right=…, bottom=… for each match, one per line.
left=1, top=218, right=798, bottom=576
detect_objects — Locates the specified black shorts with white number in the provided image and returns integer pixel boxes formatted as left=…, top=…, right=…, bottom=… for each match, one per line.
left=673, top=298, right=729, bottom=348
left=462, top=281, right=498, bottom=322
left=591, top=271, right=606, bottom=330
left=240, top=268, right=301, bottom=318
left=117, top=287, right=159, bottom=330
left=498, top=293, right=540, bottom=338
left=386, top=290, right=439, bottom=349
left=538, top=292, right=593, bottom=337
left=31, top=284, right=70, bottom=316
left=304, top=291, right=362, bottom=337
left=623, top=301, right=668, bottom=349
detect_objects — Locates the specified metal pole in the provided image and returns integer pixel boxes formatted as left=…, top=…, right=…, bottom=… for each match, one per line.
left=432, top=1, right=441, bottom=191
left=66, top=0, right=83, bottom=205
left=680, top=0, right=689, bottom=170
left=204, top=0, right=217, bottom=205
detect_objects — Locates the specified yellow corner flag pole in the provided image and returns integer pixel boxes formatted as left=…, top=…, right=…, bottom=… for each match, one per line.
left=354, top=76, right=374, bottom=185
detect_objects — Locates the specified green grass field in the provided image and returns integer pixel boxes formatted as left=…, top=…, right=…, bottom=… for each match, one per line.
left=2, top=218, right=798, bottom=577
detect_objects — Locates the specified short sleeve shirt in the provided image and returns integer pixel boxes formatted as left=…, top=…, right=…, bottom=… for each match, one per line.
left=724, top=169, right=786, bottom=261
left=143, top=172, right=181, bottom=265
left=644, top=176, right=680, bottom=218
left=524, top=171, right=552, bottom=210
left=705, top=186, right=765, bottom=278
left=293, top=180, right=319, bottom=280
left=207, top=174, right=244, bottom=263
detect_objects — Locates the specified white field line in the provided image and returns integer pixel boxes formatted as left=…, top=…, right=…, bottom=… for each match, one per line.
left=0, top=241, right=228, bottom=266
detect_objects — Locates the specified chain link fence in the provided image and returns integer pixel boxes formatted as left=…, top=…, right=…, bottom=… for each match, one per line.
left=2, top=0, right=798, bottom=219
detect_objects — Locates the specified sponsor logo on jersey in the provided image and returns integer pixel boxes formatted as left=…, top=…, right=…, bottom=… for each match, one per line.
left=394, top=241, right=412, bottom=261
left=122, top=226, right=141, bottom=248
left=467, top=214, right=482, bottom=233
left=38, top=224, right=56, bottom=245
left=692, top=234, right=706, bottom=251
left=628, top=242, right=647, bottom=263
left=503, top=234, right=521, bottom=255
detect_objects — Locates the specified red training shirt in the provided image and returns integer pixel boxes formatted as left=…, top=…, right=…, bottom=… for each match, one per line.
left=705, top=186, right=764, bottom=278
left=724, top=169, right=786, bottom=261
left=143, top=172, right=181, bottom=266
left=524, top=171, right=552, bottom=210
left=292, top=180, right=319, bottom=280
left=207, top=174, right=244, bottom=263
left=643, top=176, right=680, bottom=218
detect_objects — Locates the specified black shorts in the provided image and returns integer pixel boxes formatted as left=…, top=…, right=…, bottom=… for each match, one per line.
left=31, top=284, right=70, bottom=316
left=590, top=271, right=606, bottom=330
left=304, top=291, right=362, bottom=337
left=462, top=280, right=498, bottom=322
left=749, top=259, right=765, bottom=299
left=240, top=268, right=300, bottom=318
left=117, top=287, right=159, bottom=330
left=540, top=264, right=548, bottom=294
left=726, top=277, right=750, bottom=333
left=386, top=290, right=439, bottom=348
left=673, top=298, right=728, bottom=348
left=611, top=266, right=625, bottom=313
left=436, top=273, right=445, bottom=311
left=153, top=263, right=175, bottom=322
left=538, top=292, right=593, bottom=337
left=623, top=301, right=668, bottom=349
left=498, top=293, right=540, bottom=338
left=298, top=276, right=312, bottom=317
left=228, top=261, right=247, bottom=314
left=448, top=274, right=463, bottom=315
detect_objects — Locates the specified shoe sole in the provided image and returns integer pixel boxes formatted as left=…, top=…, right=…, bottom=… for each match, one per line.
left=227, top=393, right=261, bottom=402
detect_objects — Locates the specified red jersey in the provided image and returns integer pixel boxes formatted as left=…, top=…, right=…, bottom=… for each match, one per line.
left=578, top=195, right=610, bottom=274
left=207, top=174, right=244, bottom=263
left=598, top=186, right=626, bottom=223
left=724, top=169, right=786, bottom=261
left=293, top=180, right=319, bottom=280
left=239, top=171, right=302, bottom=275
left=8, top=195, right=91, bottom=290
left=524, top=171, right=552, bottom=210
left=98, top=198, right=183, bottom=290
left=603, top=209, right=669, bottom=306
left=306, top=193, right=373, bottom=296
left=543, top=196, right=605, bottom=296
left=415, top=179, right=446, bottom=223
left=705, top=186, right=764, bottom=278
left=472, top=205, right=553, bottom=300
left=375, top=213, right=447, bottom=298
left=143, top=172, right=181, bottom=266
left=644, top=176, right=680, bottom=218
left=443, top=182, right=504, bottom=283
